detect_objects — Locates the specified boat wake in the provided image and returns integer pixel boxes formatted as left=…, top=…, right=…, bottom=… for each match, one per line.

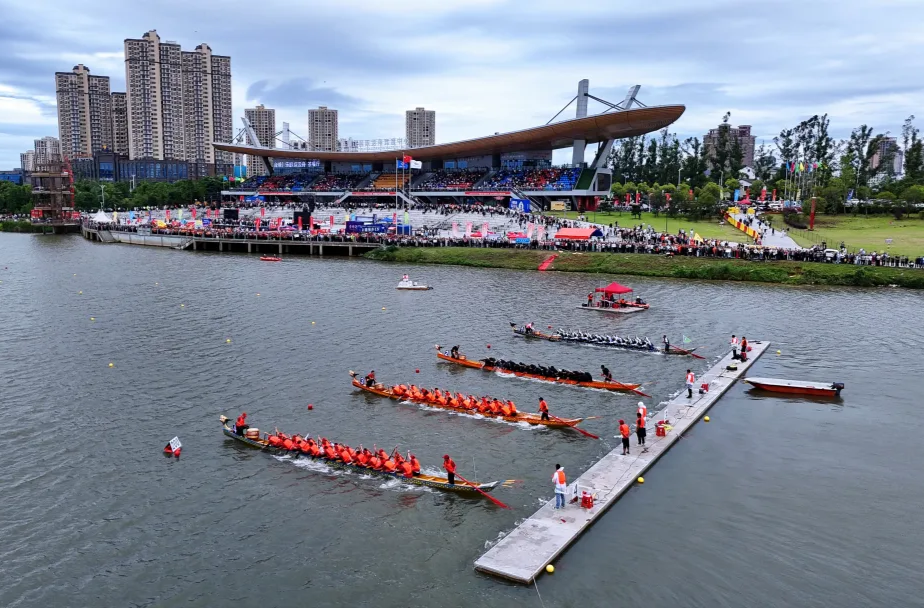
left=495, top=372, right=630, bottom=395
left=276, top=454, right=434, bottom=494
left=406, top=401, right=548, bottom=431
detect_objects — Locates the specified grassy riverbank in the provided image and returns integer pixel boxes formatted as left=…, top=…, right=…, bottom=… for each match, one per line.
left=0, top=220, right=43, bottom=233
left=365, top=246, right=924, bottom=289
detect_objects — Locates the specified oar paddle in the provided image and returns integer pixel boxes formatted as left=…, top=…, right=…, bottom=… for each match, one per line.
left=549, top=414, right=599, bottom=439
left=453, top=472, right=510, bottom=509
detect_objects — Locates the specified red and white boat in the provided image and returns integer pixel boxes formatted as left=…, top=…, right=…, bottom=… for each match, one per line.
left=744, top=377, right=845, bottom=398
left=260, top=256, right=282, bottom=262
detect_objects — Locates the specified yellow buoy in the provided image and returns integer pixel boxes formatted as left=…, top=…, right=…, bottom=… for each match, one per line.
left=155, top=282, right=159, bottom=285
left=90, top=317, right=95, bottom=321
left=382, top=307, right=386, bottom=310
left=545, top=564, right=555, bottom=574
left=78, top=291, right=83, bottom=294
left=776, top=350, right=781, bottom=355
left=180, top=304, right=185, bottom=307
left=226, top=338, right=231, bottom=343
left=256, top=293, right=261, bottom=296
left=637, top=476, right=645, bottom=484
left=311, top=321, right=315, bottom=325
left=704, top=416, right=710, bottom=422
left=108, top=362, right=114, bottom=368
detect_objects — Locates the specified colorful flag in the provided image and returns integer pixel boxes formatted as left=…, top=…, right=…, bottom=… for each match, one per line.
left=255, top=218, right=261, bottom=231
left=403, top=155, right=412, bottom=164
left=409, top=160, right=422, bottom=169
left=396, top=160, right=407, bottom=169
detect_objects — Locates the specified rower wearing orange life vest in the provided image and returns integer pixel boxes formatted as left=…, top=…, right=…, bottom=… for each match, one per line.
left=443, top=454, right=457, bottom=485
left=539, top=397, right=550, bottom=421
left=235, top=412, right=249, bottom=436
left=409, top=453, right=421, bottom=476
left=553, top=464, right=567, bottom=509
left=506, top=400, right=518, bottom=416
left=686, top=369, right=696, bottom=398
left=619, top=419, right=631, bottom=455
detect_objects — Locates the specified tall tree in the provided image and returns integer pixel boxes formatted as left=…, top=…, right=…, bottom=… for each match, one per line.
left=680, top=137, right=706, bottom=188
left=753, top=143, right=777, bottom=181
left=707, top=112, right=732, bottom=177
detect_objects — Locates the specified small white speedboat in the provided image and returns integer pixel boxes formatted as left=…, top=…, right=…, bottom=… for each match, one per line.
left=397, top=278, right=432, bottom=290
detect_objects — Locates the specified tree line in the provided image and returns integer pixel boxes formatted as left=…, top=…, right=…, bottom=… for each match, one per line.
left=607, top=112, right=924, bottom=215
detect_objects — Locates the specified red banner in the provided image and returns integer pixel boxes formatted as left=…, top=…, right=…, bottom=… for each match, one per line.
left=689, top=189, right=693, bottom=199
left=166, top=209, right=171, bottom=221
left=463, top=191, right=510, bottom=196
left=260, top=207, right=265, bottom=218
left=809, top=197, right=816, bottom=230
left=329, top=215, right=334, bottom=227
left=760, top=188, right=766, bottom=201
left=393, top=212, right=397, bottom=225
left=625, top=193, right=630, bottom=204
left=255, top=218, right=262, bottom=231
left=772, top=189, right=777, bottom=201
left=297, top=216, right=303, bottom=230
left=635, top=191, right=640, bottom=204
left=351, top=191, right=396, bottom=197
left=31, top=209, right=42, bottom=218
left=192, top=207, right=197, bottom=219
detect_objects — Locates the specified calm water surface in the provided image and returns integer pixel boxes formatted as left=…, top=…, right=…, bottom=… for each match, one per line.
left=1, top=234, right=922, bottom=608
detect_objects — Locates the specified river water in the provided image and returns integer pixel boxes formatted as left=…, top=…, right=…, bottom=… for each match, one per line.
left=2, top=234, right=923, bottom=608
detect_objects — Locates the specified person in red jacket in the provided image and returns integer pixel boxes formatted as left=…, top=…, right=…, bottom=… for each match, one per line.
left=619, top=419, right=631, bottom=455
left=235, top=412, right=248, bottom=436
left=443, top=454, right=457, bottom=485
left=539, top=398, right=550, bottom=421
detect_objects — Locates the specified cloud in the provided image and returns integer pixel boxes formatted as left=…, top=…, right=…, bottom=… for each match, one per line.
left=246, top=79, right=362, bottom=110
left=1, top=0, right=924, bottom=167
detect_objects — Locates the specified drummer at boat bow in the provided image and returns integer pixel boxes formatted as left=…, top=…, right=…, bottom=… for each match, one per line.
left=524, top=322, right=534, bottom=334
left=235, top=412, right=249, bottom=436
left=600, top=365, right=613, bottom=382
left=450, top=345, right=460, bottom=358
left=662, top=335, right=670, bottom=353
left=364, top=370, right=376, bottom=387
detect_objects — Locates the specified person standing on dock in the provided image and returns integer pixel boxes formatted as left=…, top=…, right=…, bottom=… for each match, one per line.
left=740, top=336, right=749, bottom=362
left=539, top=397, right=550, bottom=421
left=443, top=454, right=456, bottom=485
left=686, top=369, right=695, bottom=398
left=662, top=334, right=671, bottom=353
left=619, top=420, right=631, bottom=454
left=730, top=334, right=739, bottom=359
left=637, top=401, right=647, bottom=419
left=636, top=412, right=646, bottom=446
left=553, top=464, right=567, bottom=509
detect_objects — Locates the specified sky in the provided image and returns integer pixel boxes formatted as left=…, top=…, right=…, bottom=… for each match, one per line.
left=1, top=0, right=923, bottom=169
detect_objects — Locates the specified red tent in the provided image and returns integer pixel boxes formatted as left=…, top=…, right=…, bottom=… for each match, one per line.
left=595, top=281, right=633, bottom=295
left=553, top=227, right=603, bottom=240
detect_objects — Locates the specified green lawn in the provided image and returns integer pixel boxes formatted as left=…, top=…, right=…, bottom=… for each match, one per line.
left=784, top=215, right=924, bottom=257
left=543, top=210, right=745, bottom=241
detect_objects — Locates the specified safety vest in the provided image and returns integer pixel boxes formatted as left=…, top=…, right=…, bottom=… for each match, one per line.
left=539, top=400, right=548, bottom=412
left=637, top=417, right=646, bottom=428
left=556, top=470, right=566, bottom=485
left=686, top=372, right=695, bottom=383
left=619, top=424, right=630, bottom=438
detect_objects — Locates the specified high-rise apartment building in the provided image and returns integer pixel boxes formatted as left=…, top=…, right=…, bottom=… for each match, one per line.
left=406, top=107, right=435, bottom=148
left=34, top=136, right=62, bottom=165
left=244, top=104, right=276, bottom=176
left=124, top=30, right=232, bottom=167
left=20, top=150, right=35, bottom=172
left=703, top=123, right=756, bottom=168
left=308, top=106, right=338, bottom=152
left=54, top=64, right=113, bottom=158
left=111, top=92, right=129, bottom=156
left=871, top=137, right=904, bottom=175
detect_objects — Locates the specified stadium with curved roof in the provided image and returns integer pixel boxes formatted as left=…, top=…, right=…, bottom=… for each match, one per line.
left=214, top=83, right=685, bottom=210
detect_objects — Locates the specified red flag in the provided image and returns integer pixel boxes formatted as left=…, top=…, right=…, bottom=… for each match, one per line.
left=760, top=188, right=767, bottom=201
left=192, top=207, right=197, bottom=219
left=255, top=218, right=261, bottom=231
left=393, top=212, right=397, bottom=225
left=166, top=209, right=171, bottom=221
left=261, top=207, right=265, bottom=218
left=665, top=193, right=671, bottom=201
left=772, top=189, right=777, bottom=201
left=624, top=193, right=630, bottom=204
left=402, top=155, right=412, bottom=164
left=689, top=188, right=694, bottom=199
left=298, top=216, right=303, bottom=230
left=635, top=191, right=640, bottom=204
left=809, top=197, right=817, bottom=230
left=329, top=215, right=334, bottom=228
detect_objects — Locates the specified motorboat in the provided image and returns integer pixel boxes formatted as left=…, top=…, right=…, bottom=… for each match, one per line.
left=744, top=377, right=845, bottom=397
left=396, top=274, right=432, bottom=290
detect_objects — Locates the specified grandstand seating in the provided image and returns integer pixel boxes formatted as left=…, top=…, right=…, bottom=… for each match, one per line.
left=414, top=169, right=486, bottom=190
left=311, top=173, right=368, bottom=192
left=370, top=173, right=409, bottom=190
left=477, top=167, right=581, bottom=191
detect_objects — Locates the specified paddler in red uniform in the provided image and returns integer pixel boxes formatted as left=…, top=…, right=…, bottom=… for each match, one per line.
left=443, top=454, right=457, bottom=485
left=409, top=454, right=421, bottom=476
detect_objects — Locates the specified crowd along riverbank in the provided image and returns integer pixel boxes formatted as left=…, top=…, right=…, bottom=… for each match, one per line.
left=365, top=246, right=924, bottom=289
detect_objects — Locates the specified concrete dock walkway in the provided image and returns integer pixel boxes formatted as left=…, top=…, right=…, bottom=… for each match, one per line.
left=474, top=341, right=770, bottom=583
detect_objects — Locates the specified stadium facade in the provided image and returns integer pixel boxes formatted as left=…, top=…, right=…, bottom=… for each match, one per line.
left=214, top=84, right=684, bottom=211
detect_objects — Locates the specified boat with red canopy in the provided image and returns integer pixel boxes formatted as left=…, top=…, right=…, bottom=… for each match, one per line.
left=578, top=281, right=649, bottom=314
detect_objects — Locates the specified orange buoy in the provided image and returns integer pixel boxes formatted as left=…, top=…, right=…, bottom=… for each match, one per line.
left=307, top=404, right=314, bottom=410
left=487, top=344, right=491, bottom=349
left=415, top=369, right=420, bottom=373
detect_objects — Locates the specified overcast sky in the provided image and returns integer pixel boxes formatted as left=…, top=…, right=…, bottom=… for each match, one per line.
left=1, top=0, right=922, bottom=169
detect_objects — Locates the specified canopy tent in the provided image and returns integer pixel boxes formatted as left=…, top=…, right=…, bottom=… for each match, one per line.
left=553, top=227, right=603, bottom=240
left=595, top=281, right=633, bottom=295
left=91, top=210, right=112, bottom=223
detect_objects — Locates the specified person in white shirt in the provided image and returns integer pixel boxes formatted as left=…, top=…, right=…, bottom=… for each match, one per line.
left=552, top=464, right=567, bottom=509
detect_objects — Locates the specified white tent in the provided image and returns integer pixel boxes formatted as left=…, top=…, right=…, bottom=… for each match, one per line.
left=91, top=210, right=111, bottom=223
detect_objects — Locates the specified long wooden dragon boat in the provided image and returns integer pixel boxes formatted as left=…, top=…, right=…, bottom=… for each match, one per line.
left=509, top=324, right=561, bottom=341
left=219, top=416, right=500, bottom=494
left=435, top=346, right=650, bottom=397
left=350, top=375, right=593, bottom=436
